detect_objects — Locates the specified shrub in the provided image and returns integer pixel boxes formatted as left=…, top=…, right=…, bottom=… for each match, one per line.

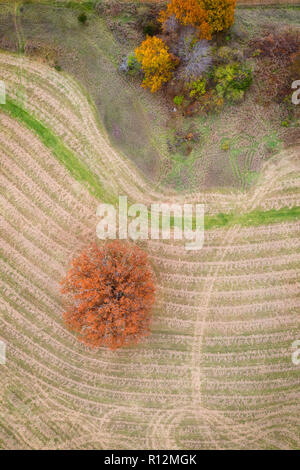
left=254, top=57, right=292, bottom=105
left=177, top=35, right=212, bottom=81
left=213, top=45, right=243, bottom=64
left=128, top=54, right=141, bottom=74
left=250, top=32, right=300, bottom=105
left=231, top=67, right=252, bottom=91
left=188, top=78, right=207, bottom=99
left=213, top=62, right=252, bottom=103
left=137, top=4, right=162, bottom=37
left=221, top=138, right=231, bottom=151
left=163, top=14, right=180, bottom=34
left=135, top=35, right=179, bottom=92
left=290, top=49, right=300, bottom=81
left=119, top=53, right=141, bottom=76
left=61, top=241, right=156, bottom=350
left=185, top=89, right=224, bottom=115
left=78, top=13, right=87, bottom=24
left=177, top=25, right=199, bottom=59
left=200, top=89, right=224, bottom=113
left=173, top=94, right=184, bottom=106
left=143, top=22, right=160, bottom=37
left=249, top=31, right=300, bottom=65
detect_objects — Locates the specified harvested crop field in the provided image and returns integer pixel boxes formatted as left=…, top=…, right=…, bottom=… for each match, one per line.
left=0, top=44, right=300, bottom=449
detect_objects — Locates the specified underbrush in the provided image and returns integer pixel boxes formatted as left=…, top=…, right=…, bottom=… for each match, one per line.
left=118, top=3, right=300, bottom=190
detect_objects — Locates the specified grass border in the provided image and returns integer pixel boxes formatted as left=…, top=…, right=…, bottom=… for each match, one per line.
left=1, top=98, right=116, bottom=204
left=1, top=98, right=299, bottom=231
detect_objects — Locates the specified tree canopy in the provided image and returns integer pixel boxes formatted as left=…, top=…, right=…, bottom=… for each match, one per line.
left=61, top=241, right=156, bottom=350
left=159, top=0, right=236, bottom=39
left=135, top=35, right=178, bottom=92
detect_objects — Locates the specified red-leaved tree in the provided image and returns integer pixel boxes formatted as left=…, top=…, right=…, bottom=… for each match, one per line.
left=61, top=241, right=156, bottom=350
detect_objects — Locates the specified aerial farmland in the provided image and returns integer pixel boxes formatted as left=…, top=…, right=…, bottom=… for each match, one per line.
left=0, top=0, right=299, bottom=451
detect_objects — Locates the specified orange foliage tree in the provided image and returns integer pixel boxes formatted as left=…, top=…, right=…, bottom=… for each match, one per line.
left=159, top=0, right=236, bottom=39
left=159, top=0, right=212, bottom=40
left=135, top=35, right=179, bottom=92
left=61, top=241, right=156, bottom=350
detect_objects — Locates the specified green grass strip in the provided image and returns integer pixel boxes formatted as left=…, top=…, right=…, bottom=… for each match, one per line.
left=1, top=99, right=116, bottom=204
left=1, top=99, right=299, bottom=231
left=168, top=206, right=300, bottom=230
left=203, top=206, right=300, bottom=230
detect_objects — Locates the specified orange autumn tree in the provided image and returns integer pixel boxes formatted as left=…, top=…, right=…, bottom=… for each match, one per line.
left=61, top=241, right=156, bottom=350
left=159, top=0, right=236, bottom=39
left=135, top=35, right=178, bottom=92
left=159, top=0, right=212, bottom=40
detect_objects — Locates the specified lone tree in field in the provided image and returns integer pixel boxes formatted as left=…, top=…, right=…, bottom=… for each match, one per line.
left=61, top=241, right=156, bottom=350
left=135, top=35, right=179, bottom=92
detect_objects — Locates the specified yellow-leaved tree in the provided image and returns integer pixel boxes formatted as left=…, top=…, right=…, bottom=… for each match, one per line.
left=135, top=36, right=178, bottom=93
left=203, top=0, right=236, bottom=35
